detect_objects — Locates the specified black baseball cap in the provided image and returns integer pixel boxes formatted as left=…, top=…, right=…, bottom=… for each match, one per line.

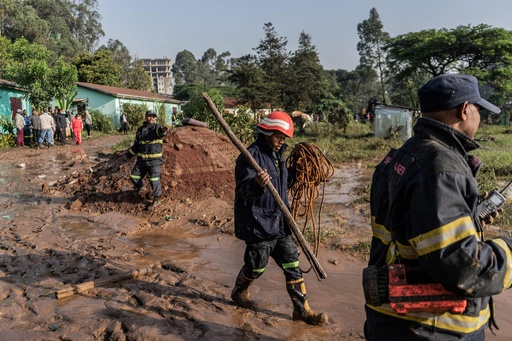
left=145, top=110, right=157, bottom=117
left=418, top=74, right=500, bottom=114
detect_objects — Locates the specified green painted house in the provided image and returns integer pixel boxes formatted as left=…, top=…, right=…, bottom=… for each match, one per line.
left=0, top=78, right=31, bottom=121
left=76, top=82, right=181, bottom=129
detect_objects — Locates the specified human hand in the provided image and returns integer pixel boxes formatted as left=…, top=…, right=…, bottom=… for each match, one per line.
left=478, top=191, right=503, bottom=227
left=161, top=126, right=169, bottom=133
left=255, top=169, right=270, bottom=188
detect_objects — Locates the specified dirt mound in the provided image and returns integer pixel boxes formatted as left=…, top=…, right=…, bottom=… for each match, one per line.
left=57, top=126, right=240, bottom=215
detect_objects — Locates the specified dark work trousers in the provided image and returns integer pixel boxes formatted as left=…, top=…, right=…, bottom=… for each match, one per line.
left=58, top=127, right=66, bottom=145
left=32, top=129, right=41, bottom=147
left=130, top=161, right=162, bottom=198
left=242, top=235, right=302, bottom=282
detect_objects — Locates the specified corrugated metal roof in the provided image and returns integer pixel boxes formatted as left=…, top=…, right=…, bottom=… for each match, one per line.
left=77, top=82, right=180, bottom=104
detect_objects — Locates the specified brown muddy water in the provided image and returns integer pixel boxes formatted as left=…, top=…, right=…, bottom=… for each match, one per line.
left=1, top=143, right=512, bottom=340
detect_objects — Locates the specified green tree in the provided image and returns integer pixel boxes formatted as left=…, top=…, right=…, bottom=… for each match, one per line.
left=227, top=54, right=267, bottom=116
left=183, top=88, right=225, bottom=132
left=73, top=48, right=122, bottom=86
left=357, top=8, right=390, bottom=103
left=285, top=31, right=328, bottom=112
left=126, top=59, right=153, bottom=91
left=386, top=24, right=512, bottom=102
left=69, top=0, right=104, bottom=53
left=172, top=50, right=200, bottom=85
left=5, top=38, right=77, bottom=111
left=254, top=22, right=290, bottom=109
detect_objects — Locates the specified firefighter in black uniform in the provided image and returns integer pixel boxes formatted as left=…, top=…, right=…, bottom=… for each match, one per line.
left=127, top=110, right=168, bottom=208
left=364, top=74, right=512, bottom=340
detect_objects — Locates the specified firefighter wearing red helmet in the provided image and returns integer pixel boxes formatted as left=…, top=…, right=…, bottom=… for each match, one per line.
left=231, top=111, right=328, bottom=325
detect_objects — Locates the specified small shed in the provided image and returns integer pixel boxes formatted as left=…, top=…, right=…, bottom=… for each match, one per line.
left=76, top=82, right=181, bottom=129
left=372, top=102, right=418, bottom=141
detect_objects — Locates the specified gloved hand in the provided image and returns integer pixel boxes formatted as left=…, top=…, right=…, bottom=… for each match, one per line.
left=478, top=191, right=503, bottom=227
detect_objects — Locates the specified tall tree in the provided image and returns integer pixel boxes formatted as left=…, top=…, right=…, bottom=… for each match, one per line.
left=228, top=54, right=267, bottom=114
left=125, top=59, right=153, bottom=91
left=285, top=31, right=327, bottom=112
left=172, top=50, right=200, bottom=85
left=254, top=22, right=290, bottom=109
left=69, top=0, right=104, bottom=53
left=386, top=24, right=512, bottom=103
left=73, top=48, right=122, bottom=86
left=357, top=8, right=390, bottom=103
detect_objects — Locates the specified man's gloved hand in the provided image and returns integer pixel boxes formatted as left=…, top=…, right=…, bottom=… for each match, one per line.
left=478, top=191, right=503, bottom=227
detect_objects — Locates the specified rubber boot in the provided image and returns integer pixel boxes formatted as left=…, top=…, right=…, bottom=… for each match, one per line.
left=148, top=196, right=160, bottom=208
left=231, top=269, right=258, bottom=310
left=287, top=278, right=328, bottom=326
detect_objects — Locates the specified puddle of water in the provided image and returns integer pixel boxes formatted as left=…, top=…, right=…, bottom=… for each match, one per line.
left=57, top=216, right=110, bottom=239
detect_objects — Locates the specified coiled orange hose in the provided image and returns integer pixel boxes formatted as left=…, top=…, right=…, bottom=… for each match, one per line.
left=287, top=142, right=334, bottom=255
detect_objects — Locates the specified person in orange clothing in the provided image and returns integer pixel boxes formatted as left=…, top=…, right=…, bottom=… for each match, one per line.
left=71, top=112, right=83, bottom=145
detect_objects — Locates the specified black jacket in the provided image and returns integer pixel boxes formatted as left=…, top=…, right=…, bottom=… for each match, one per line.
left=234, top=136, right=292, bottom=242
left=366, top=117, right=512, bottom=337
left=127, top=122, right=167, bottom=166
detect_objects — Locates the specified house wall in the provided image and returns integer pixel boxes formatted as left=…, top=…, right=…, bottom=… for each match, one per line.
left=0, top=87, right=31, bottom=121
left=76, top=86, right=179, bottom=129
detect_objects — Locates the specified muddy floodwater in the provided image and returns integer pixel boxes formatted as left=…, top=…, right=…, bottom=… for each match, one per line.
left=1, top=135, right=512, bottom=340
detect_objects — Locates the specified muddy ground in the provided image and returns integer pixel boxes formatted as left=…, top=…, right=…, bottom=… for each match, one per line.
left=1, top=128, right=512, bottom=341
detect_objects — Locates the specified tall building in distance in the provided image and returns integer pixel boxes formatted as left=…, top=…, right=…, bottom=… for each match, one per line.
left=141, top=57, right=173, bottom=96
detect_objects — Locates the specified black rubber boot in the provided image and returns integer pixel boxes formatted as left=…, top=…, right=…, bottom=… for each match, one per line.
left=287, top=278, right=328, bottom=326
left=231, top=269, right=258, bottom=310
left=148, top=196, right=160, bottom=208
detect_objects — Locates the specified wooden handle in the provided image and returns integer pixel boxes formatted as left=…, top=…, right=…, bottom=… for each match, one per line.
left=55, top=266, right=154, bottom=299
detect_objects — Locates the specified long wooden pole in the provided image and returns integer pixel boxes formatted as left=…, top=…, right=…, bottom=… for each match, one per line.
left=55, top=266, right=154, bottom=299
left=202, top=93, right=327, bottom=280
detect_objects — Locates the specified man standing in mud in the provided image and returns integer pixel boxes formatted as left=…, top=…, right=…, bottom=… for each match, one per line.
left=231, top=111, right=328, bottom=326
left=364, top=74, right=512, bottom=339
left=126, top=110, right=168, bottom=209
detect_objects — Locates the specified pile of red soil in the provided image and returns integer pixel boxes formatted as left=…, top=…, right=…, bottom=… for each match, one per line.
left=57, top=126, right=240, bottom=215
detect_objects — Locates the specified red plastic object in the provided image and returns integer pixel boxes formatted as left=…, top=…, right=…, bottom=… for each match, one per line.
left=387, top=264, right=467, bottom=315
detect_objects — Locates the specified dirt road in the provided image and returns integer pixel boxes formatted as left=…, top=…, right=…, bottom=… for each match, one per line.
left=0, top=134, right=511, bottom=340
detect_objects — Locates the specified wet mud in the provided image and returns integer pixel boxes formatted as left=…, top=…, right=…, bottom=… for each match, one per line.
left=0, top=132, right=511, bottom=340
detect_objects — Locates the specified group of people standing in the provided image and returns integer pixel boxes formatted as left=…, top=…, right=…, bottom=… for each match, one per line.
left=14, top=107, right=92, bottom=148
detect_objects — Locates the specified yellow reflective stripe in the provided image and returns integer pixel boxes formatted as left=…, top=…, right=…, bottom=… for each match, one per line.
left=137, top=153, right=163, bottom=159
left=371, top=216, right=391, bottom=245
left=409, top=216, right=476, bottom=256
left=149, top=177, right=159, bottom=182
left=286, top=278, right=304, bottom=285
left=385, top=243, right=399, bottom=264
left=396, top=241, right=417, bottom=260
left=139, top=139, right=163, bottom=145
left=492, top=238, right=512, bottom=288
left=366, top=304, right=490, bottom=334
left=128, top=148, right=135, bottom=155
left=252, top=268, right=265, bottom=273
left=282, top=261, right=299, bottom=269
left=130, top=174, right=141, bottom=179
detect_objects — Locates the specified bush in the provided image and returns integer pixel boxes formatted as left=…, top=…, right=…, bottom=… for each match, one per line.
left=0, top=116, right=16, bottom=148
left=90, top=110, right=114, bottom=133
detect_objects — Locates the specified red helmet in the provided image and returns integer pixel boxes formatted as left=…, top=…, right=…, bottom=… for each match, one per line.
left=257, top=111, right=294, bottom=138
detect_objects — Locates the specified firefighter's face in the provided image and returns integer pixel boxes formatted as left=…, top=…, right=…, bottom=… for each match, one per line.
left=146, top=114, right=156, bottom=122
left=265, top=131, right=287, bottom=152
left=461, top=103, right=481, bottom=138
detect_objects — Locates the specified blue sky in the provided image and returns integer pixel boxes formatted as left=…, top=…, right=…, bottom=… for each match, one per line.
left=97, top=0, right=512, bottom=71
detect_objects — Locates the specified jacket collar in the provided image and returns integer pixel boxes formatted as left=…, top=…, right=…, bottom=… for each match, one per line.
left=414, top=117, right=480, bottom=154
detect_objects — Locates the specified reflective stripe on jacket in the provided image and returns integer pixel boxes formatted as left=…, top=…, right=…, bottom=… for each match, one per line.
left=127, top=122, right=167, bottom=165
